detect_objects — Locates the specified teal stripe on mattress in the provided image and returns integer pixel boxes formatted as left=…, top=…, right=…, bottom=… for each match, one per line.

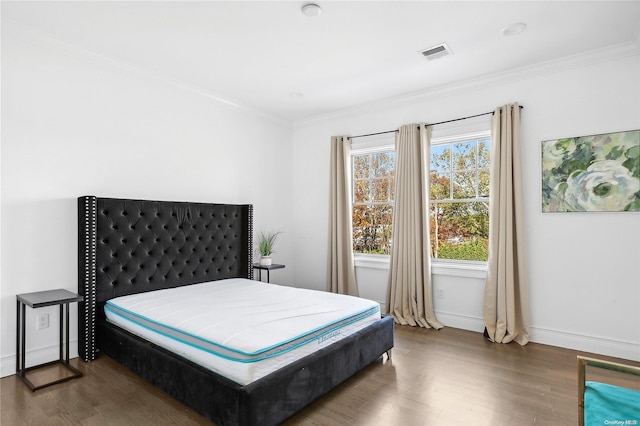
left=585, top=381, right=640, bottom=426
left=104, top=302, right=379, bottom=363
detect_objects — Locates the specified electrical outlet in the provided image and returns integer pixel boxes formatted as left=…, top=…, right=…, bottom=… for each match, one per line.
left=437, top=289, right=445, bottom=299
left=38, top=313, right=49, bottom=330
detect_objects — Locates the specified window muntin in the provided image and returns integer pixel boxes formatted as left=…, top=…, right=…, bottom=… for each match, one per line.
left=352, top=151, right=395, bottom=254
left=350, top=132, right=490, bottom=263
left=430, top=136, right=490, bottom=261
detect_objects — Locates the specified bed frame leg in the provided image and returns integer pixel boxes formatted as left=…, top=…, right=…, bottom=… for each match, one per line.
left=385, top=350, right=392, bottom=361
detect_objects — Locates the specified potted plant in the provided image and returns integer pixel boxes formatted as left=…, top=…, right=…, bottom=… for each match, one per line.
left=257, top=230, right=280, bottom=266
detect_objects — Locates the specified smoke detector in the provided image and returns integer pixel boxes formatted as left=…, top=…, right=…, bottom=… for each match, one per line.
left=420, top=43, right=452, bottom=61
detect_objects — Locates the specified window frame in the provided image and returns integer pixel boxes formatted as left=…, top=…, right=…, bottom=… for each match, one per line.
left=351, top=142, right=396, bottom=255
left=349, top=130, right=490, bottom=278
left=429, top=130, right=491, bottom=266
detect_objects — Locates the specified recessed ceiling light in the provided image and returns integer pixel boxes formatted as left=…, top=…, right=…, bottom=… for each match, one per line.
left=302, top=3, right=322, bottom=17
left=502, top=23, right=527, bottom=36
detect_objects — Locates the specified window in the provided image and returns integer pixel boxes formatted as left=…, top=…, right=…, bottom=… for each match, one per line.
left=350, top=130, right=490, bottom=265
left=352, top=149, right=395, bottom=254
left=429, top=133, right=490, bottom=261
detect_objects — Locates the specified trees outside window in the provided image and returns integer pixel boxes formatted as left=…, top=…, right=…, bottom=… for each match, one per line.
left=352, top=151, right=395, bottom=254
left=430, top=137, right=490, bottom=261
left=351, top=133, right=490, bottom=262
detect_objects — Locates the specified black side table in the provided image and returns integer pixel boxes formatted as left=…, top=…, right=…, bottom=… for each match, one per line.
left=252, top=263, right=285, bottom=283
left=16, top=289, right=84, bottom=391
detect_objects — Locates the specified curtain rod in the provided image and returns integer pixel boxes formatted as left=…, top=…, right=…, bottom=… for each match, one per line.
left=348, top=105, right=523, bottom=140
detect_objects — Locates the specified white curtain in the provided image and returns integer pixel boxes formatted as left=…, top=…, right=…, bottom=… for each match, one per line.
left=483, top=103, right=530, bottom=345
left=386, top=124, right=442, bottom=329
left=327, top=136, right=359, bottom=296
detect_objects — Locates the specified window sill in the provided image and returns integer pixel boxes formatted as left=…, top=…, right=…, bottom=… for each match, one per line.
left=353, top=254, right=390, bottom=270
left=431, top=261, right=487, bottom=279
left=353, top=254, right=487, bottom=279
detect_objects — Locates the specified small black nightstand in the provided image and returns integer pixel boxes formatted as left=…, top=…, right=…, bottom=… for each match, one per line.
left=252, top=263, right=285, bottom=283
left=16, top=289, right=84, bottom=391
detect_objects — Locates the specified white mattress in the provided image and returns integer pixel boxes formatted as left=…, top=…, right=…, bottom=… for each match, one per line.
left=105, top=278, right=380, bottom=385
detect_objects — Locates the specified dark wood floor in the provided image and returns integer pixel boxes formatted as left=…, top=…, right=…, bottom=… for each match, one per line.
left=2, top=325, right=639, bottom=425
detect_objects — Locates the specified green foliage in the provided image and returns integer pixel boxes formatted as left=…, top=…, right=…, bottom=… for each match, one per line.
left=257, top=230, right=280, bottom=256
left=437, top=239, right=488, bottom=262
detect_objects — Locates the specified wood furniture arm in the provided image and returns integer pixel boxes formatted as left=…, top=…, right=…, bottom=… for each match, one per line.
left=577, top=355, right=640, bottom=426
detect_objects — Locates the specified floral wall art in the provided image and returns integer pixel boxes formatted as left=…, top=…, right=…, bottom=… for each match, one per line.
left=541, top=130, right=640, bottom=212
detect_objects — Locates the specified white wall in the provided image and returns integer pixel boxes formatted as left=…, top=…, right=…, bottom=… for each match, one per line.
left=2, top=18, right=638, bottom=382
left=0, top=27, right=294, bottom=376
left=292, top=47, right=640, bottom=361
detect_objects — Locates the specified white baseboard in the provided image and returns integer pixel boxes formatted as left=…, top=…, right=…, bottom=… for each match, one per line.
left=1, top=340, right=79, bottom=378
left=435, top=311, right=485, bottom=332
left=529, top=326, right=640, bottom=362
left=435, top=311, right=640, bottom=362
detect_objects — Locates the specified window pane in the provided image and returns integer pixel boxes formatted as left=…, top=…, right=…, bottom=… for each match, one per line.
left=430, top=201, right=489, bottom=261
left=352, top=148, right=395, bottom=255
left=372, top=152, right=394, bottom=177
left=453, top=171, right=476, bottom=198
left=352, top=204, right=393, bottom=254
left=452, top=141, right=476, bottom=170
left=352, top=135, right=490, bottom=261
left=430, top=145, right=450, bottom=172
left=478, top=170, right=490, bottom=197
left=353, top=204, right=369, bottom=230
left=430, top=172, right=451, bottom=200
left=374, top=204, right=394, bottom=227
left=478, top=139, right=491, bottom=168
left=390, top=176, right=395, bottom=201
left=372, top=178, right=390, bottom=202
left=353, top=155, right=370, bottom=179
left=354, top=180, right=370, bottom=203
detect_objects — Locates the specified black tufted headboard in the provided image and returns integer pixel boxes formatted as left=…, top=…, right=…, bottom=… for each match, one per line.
left=78, top=196, right=253, bottom=361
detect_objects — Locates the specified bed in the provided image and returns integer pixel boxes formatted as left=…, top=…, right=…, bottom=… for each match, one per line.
left=578, top=355, right=640, bottom=426
left=77, top=196, right=394, bottom=426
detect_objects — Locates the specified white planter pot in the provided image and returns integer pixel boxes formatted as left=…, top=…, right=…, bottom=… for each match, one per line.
left=260, top=256, right=272, bottom=266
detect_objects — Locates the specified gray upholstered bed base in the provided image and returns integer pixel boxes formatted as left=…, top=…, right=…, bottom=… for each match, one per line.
left=78, top=196, right=394, bottom=426
left=98, top=311, right=393, bottom=425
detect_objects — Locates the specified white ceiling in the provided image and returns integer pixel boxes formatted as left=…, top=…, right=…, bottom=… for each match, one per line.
left=4, top=1, right=640, bottom=122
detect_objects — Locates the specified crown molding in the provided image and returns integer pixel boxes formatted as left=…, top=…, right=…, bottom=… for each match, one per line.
left=6, top=16, right=638, bottom=132
left=293, top=40, right=640, bottom=130
left=3, top=19, right=291, bottom=129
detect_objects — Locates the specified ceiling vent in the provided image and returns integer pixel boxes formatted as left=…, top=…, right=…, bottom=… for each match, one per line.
left=420, top=43, right=452, bottom=60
